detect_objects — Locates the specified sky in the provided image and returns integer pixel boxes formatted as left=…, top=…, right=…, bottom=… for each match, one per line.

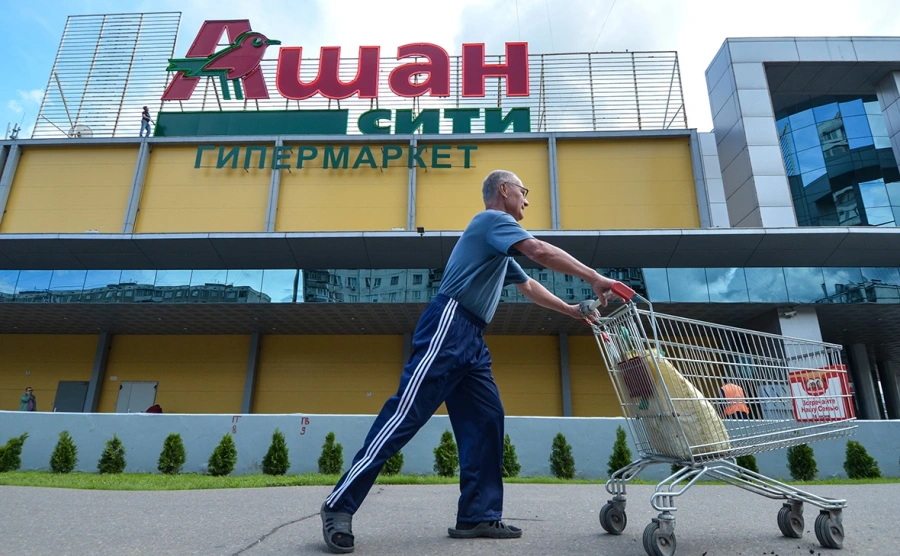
left=2, top=0, right=900, bottom=139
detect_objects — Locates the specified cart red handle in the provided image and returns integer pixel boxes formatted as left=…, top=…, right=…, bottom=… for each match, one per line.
left=589, top=282, right=635, bottom=311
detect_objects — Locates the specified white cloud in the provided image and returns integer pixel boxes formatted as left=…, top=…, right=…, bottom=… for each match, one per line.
left=7, top=100, right=23, bottom=113
left=18, top=89, right=43, bottom=104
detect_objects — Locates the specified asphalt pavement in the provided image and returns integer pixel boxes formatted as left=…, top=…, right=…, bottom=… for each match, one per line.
left=1, top=482, right=896, bottom=555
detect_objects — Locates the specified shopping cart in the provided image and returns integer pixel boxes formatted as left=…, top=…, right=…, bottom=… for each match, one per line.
left=586, top=283, right=857, bottom=556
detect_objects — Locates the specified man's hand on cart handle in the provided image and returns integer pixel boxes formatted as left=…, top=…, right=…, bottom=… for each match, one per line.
left=589, top=280, right=635, bottom=310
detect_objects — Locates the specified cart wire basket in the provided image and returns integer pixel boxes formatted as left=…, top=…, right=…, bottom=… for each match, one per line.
left=588, top=283, right=857, bottom=556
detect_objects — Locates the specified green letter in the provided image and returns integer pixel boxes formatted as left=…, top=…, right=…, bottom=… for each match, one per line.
left=358, top=109, right=392, bottom=135
left=382, top=145, right=404, bottom=168
left=395, top=109, right=440, bottom=134
left=431, top=144, right=451, bottom=168
left=324, top=146, right=350, bottom=169
left=408, top=145, right=427, bottom=168
left=244, top=146, right=267, bottom=170
left=457, top=145, right=478, bottom=168
left=195, top=145, right=216, bottom=168
left=216, top=146, right=240, bottom=169
left=272, top=145, right=292, bottom=169
left=485, top=107, right=531, bottom=133
left=353, top=145, right=378, bottom=169
left=296, top=146, right=318, bottom=168
left=443, top=109, right=480, bottom=133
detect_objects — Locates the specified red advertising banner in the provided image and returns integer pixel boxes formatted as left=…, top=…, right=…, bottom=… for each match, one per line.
left=789, top=365, right=856, bottom=422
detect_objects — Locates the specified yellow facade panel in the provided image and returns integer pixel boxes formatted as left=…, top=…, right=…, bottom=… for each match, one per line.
left=277, top=145, right=408, bottom=231
left=416, top=142, right=551, bottom=231
left=136, top=147, right=269, bottom=233
left=568, top=336, right=620, bottom=417
left=557, top=138, right=700, bottom=230
left=0, top=335, right=97, bottom=411
left=1, top=147, right=135, bottom=233
left=486, top=335, right=561, bottom=416
left=99, top=335, right=248, bottom=414
left=255, top=335, right=404, bottom=414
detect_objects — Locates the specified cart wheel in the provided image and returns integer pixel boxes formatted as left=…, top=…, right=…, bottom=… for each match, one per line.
left=643, top=521, right=676, bottom=556
left=777, top=505, right=804, bottom=538
left=599, top=502, right=627, bottom=535
left=815, top=511, right=844, bottom=549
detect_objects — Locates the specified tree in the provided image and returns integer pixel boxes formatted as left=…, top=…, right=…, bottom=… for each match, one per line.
left=50, top=430, right=78, bottom=474
left=736, top=455, right=759, bottom=474
left=606, top=426, right=632, bottom=477
left=433, top=430, right=459, bottom=478
left=0, top=433, right=29, bottom=472
left=787, top=444, right=818, bottom=481
left=208, top=433, right=238, bottom=476
left=382, top=451, right=404, bottom=476
left=844, top=440, right=881, bottom=479
left=502, top=434, right=521, bottom=478
left=158, top=433, right=187, bottom=475
left=318, top=432, right=344, bottom=475
left=97, top=434, right=126, bottom=474
left=262, top=428, right=290, bottom=476
left=550, top=433, right=575, bottom=479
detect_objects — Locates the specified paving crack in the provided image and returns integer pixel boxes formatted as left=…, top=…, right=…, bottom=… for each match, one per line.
left=232, top=512, right=319, bottom=555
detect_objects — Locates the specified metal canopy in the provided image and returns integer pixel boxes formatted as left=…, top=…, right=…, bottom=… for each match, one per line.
left=1, top=228, right=899, bottom=270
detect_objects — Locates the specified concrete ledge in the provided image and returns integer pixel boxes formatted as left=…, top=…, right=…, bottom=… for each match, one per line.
left=0, top=411, right=897, bottom=480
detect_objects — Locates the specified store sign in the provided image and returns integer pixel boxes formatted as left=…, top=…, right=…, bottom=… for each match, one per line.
left=194, top=144, right=478, bottom=170
left=789, top=365, right=855, bottom=422
left=163, top=20, right=529, bottom=102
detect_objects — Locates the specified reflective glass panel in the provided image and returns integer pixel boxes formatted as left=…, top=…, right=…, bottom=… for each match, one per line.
left=49, top=270, right=86, bottom=292
left=860, top=179, right=890, bottom=208
left=848, top=134, right=874, bottom=150
left=792, top=125, right=821, bottom=151
left=190, top=270, right=227, bottom=286
left=789, top=109, right=815, bottom=130
left=822, top=267, right=864, bottom=297
left=226, top=270, right=264, bottom=303
left=84, top=270, right=122, bottom=290
left=874, top=136, right=892, bottom=149
left=706, top=268, right=749, bottom=302
left=0, top=270, right=19, bottom=302
left=155, top=270, right=192, bottom=287
left=120, top=270, right=157, bottom=286
left=887, top=181, right=900, bottom=205
left=801, top=167, right=827, bottom=187
left=797, top=147, right=826, bottom=173
left=666, top=268, right=709, bottom=302
left=861, top=267, right=900, bottom=285
left=864, top=101, right=882, bottom=115
left=842, top=115, right=872, bottom=139
left=813, top=102, right=840, bottom=123
left=865, top=207, right=895, bottom=226
left=261, top=269, right=298, bottom=303
left=14, top=271, right=52, bottom=294
left=783, top=267, right=826, bottom=303
left=642, top=268, right=669, bottom=302
left=745, top=268, right=789, bottom=302
left=839, top=99, right=866, bottom=117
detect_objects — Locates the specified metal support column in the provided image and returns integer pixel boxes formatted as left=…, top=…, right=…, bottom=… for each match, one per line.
left=548, top=134, right=560, bottom=230
left=241, top=332, right=262, bottom=414
left=407, top=136, right=417, bottom=230
left=83, top=332, right=112, bottom=413
left=122, top=141, right=150, bottom=233
left=878, top=361, right=900, bottom=420
left=265, top=138, right=283, bottom=232
left=849, top=344, right=881, bottom=420
left=0, top=144, right=21, bottom=228
left=559, top=333, right=573, bottom=417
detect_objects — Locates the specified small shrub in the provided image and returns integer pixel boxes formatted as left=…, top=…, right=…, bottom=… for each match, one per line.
left=0, top=433, right=29, bottom=472
left=502, top=434, right=521, bottom=478
left=208, top=433, right=238, bottom=476
left=433, top=430, right=459, bottom=478
left=158, top=433, right=187, bottom=475
left=97, top=434, right=126, bottom=474
left=607, top=426, right=632, bottom=477
left=844, top=440, right=881, bottom=479
left=670, top=463, right=684, bottom=475
left=50, top=430, right=78, bottom=474
left=736, top=454, right=759, bottom=474
left=787, top=444, right=818, bottom=481
left=550, top=432, right=575, bottom=479
left=262, top=428, right=290, bottom=476
left=382, top=451, right=404, bottom=476
left=318, top=432, right=344, bottom=475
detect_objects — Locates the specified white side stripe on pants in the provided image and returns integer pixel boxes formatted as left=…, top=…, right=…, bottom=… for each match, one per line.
left=326, top=299, right=458, bottom=507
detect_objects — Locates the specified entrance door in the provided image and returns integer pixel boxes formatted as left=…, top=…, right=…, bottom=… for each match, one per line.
left=53, top=381, right=89, bottom=412
left=115, top=381, right=158, bottom=413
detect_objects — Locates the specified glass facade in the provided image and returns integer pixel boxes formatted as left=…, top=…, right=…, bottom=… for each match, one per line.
left=0, top=267, right=898, bottom=305
left=775, top=95, right=900, bottom=227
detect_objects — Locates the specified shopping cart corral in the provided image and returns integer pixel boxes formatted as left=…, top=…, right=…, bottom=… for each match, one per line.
left=588, top=283, right=857, bottom=556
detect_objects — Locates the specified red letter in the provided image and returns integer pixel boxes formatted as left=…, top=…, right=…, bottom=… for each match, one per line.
left=276, top=46, right=380, bottom=100
left=389, top=43, right=450, bottom=97
left=462, top=42, right=529, bottom=97
left=162, top=20, right=269, bottom=101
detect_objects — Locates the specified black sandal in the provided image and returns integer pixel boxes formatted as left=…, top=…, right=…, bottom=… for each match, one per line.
left=448, top=520, right=523, bottom=539
left=321, top=502, right=355, bottom=553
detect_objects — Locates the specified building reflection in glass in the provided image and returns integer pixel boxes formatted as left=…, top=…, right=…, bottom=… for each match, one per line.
left=0, top=267, right=897, bottom=305
left=775, top=95, right=900, bottom=227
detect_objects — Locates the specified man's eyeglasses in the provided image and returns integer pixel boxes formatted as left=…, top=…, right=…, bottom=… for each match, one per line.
left=505, top=182, right=529, bottom=198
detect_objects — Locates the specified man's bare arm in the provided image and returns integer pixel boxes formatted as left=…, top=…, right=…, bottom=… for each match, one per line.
left=514, top=278, right=583, bottom=320
left=513, top=238, right=620, bottom=305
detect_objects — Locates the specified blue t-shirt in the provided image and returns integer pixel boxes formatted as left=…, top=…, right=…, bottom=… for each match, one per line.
left=438, top=210, right=534, bottom=323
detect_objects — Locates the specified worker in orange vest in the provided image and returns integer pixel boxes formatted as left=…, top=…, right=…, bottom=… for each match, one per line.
left=719, top=380, right=751, bottom=419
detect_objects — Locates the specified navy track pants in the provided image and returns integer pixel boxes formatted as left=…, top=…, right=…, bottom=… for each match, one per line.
left=324, top=294, right=505, bottom=523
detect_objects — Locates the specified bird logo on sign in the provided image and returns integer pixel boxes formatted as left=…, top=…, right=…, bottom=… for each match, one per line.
left=166, top=31, right=280, bottom=101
